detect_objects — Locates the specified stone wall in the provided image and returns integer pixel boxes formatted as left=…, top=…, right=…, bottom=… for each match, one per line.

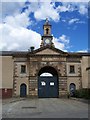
left=0, top=56, right=13, bottom=98
left=13, top=54, right=83, bottom=98
left=81, top=56, right=90, bottom=88
left=2, top=52, right=88, bottom=98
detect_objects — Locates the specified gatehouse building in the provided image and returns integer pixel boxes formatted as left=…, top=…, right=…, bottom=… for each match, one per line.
left=0, top=19, right=90, bottom=98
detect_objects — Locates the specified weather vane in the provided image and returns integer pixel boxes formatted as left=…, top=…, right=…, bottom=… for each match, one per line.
left=46, top=18, right=49, bottom=23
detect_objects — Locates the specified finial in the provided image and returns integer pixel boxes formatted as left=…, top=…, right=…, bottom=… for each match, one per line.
left=46, top=18, right=48, bottom=22
left=45, top=18, right=49, bottom=24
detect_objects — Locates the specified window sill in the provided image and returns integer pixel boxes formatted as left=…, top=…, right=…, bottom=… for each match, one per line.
left=20, top=72, right=26, bottom=74
left=20, top=73, right=27, bottom=76
left=69, top=72, right=75, bottom=74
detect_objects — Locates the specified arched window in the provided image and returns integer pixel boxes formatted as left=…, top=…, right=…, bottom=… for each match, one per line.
left=40, top=72, right=53, bottom=77
left=69, top=83, right=76, bottom=97
left=46, top=28, right=49, bottom=34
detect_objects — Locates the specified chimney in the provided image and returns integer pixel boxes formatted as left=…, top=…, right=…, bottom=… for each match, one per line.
left=30, top=46, right=34, bottom=52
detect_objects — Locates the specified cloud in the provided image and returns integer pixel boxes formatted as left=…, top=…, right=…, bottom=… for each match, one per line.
left=1, top=2, right=25, bottom=21
left=53, top=34, right=70, bottom=51
left=59, top=34, right=69, bottom=44
left=57, top=2, right=88, bottom=17
left=34, top=2, right=60, bottom=21
left=54, top=38, right=65, bottom=50
left=0, top=2, right=87, bottom=52
left=78, top=5, right=88, bottom=15
left=3, top=2, right=60, bottom=22
left=77, top=49, right=88, bottom=52
left=68, top=18, right=86, bottom=25
left=0, top=22, right=41, bottom=51
left=0, top=2, right=42, bottom=51
left=56, top=4, right=75, bottom=12
left=4, top=12, right=31, bottom=28
left=0, top=16, right=71, bottom=51
left=0, top=2, right=70, bottom=52
left=0, top=20, right=70, bottom=51
left=27, top=2, right=88, bottom=23
left=68, top=18, right=79, bottom=24
left=1, top=2, right=88, bottom=23
left=1, top=0, right=89, bottom=2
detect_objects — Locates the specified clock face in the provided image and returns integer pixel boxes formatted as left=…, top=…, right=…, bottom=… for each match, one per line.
left=45, top=39, right=50, bottom=44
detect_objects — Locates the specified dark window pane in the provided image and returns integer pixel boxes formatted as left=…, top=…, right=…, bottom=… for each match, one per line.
left=70, top=65, right=75, bottom=73
left=46, top=28, right=49, bottom=34
left=21, top=65, right=26, bottom=73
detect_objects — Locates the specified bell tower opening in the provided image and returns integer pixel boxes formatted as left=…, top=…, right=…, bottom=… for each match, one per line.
left=40, top=18, right=54, bottom=48
left=46, top=28, right=49, bottom=35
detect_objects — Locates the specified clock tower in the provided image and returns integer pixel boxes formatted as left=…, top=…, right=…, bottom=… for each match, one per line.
left=40, top=18, right=54, bottom=47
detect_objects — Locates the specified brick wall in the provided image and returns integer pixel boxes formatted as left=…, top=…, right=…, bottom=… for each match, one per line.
left=0, top=89, right=12, bottom=99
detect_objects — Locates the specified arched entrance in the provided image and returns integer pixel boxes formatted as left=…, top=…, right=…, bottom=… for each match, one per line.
left=38, top=66, right=59, bottom=98
left=69, top=83, right=76, bottom=97
left=20, top=83, right=27, bottom=97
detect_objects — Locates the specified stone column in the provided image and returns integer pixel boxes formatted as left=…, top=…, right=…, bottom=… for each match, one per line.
left=58, top=77, right=67, bottom=98
left=13, top=63, right=18, bottom=97
left=29, top=76, right=38, bottom=98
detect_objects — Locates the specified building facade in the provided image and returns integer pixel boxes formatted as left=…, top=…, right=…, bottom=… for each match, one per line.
left=0, top=19, right=90, bottom=98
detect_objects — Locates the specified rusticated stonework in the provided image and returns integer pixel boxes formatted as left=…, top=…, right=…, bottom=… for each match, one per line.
left=11, top=45, right=84, bottom=98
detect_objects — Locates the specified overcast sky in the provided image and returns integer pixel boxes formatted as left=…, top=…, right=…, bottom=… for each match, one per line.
left=0, top=1, right=89, bottom=52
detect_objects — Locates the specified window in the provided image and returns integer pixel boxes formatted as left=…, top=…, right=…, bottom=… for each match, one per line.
left=41, top=81, right=46, bottom=86
left=50, top=82, right=54, bottom=86
left=21, top=65, right=26, bottom=73
left=69, top=65, right=75, bottom=73
left=46, top=28, right=49, bottom=34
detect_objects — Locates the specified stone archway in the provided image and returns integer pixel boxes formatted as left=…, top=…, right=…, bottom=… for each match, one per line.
left=38, top=66, right=59, bottom=98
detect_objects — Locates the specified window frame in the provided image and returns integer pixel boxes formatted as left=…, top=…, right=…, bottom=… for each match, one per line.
left=20, top=65, right=26, bottom=74
left=69, top=65, right=75, bottom=74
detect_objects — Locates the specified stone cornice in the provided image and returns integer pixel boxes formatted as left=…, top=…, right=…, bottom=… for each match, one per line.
left=0, top=47, right=90, bottom=57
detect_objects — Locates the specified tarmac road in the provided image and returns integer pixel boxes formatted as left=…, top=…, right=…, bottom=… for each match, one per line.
left=2, top=98, right=88, bottom=118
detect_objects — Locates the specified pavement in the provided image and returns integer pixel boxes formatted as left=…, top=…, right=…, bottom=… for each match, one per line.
left=1, top=98, right=88, bottom=118
left=2, top=97, right=26, bottom=105
left=71, top=97, right=89, bottom=104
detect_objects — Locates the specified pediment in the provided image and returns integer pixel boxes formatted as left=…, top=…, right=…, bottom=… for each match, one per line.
left=36, top=48, right=60, bottom=55
left=34, top=46, right=67, bottom=55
